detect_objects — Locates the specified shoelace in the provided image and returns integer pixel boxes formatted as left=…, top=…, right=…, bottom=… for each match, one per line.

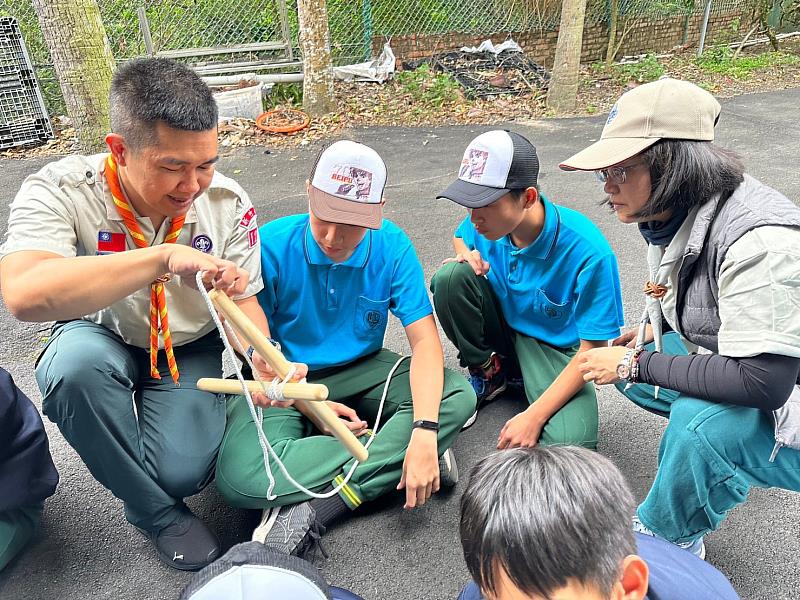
left=296, top=520, right=329, bottom=561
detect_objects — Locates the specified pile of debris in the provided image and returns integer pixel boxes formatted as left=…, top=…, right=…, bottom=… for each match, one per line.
left=406, top=40, right=550, bottom=99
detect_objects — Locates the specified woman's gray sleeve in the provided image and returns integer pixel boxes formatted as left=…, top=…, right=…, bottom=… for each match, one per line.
left=637, top=351, right=800, bottom=411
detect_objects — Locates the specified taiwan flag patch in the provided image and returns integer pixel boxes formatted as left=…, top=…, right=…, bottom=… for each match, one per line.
left=97, top=231, right=126, bottom=254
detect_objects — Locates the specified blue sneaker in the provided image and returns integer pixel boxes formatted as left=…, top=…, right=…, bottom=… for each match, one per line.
left=462, top=354, right=507, bottom=430
left=632, top=515, right=706, bottom=560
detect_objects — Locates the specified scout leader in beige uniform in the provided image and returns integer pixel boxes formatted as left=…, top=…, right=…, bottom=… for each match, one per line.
left=0, top=58, right=273, bottom=572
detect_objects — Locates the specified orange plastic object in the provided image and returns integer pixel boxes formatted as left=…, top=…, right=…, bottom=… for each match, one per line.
left=255, top=109, right=311, bottom=134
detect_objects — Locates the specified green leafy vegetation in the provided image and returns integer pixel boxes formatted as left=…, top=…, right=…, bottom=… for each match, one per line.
left=395, top=64, right=461, bottom=110
left=264, top=83, right=303, bottom=109
left=610, top=54, right=666, bottom=83
left=694, top=46, right=800, bottom=79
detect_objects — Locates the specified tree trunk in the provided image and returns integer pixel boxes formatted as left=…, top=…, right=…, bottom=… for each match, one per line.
left=32, top=0, right=115, bottom=153
left=605, top=0, right=619, bottom=66
left=297, top=0, right=336, bottom=116
left=546, top=0, right=587, bottom=114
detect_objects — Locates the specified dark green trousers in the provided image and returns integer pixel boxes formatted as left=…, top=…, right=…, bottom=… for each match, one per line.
left=431, top=261, right=597, bottom=448
left=216, top=349, right=476, bottom=509
left=36, top=320, right=226, bottom=531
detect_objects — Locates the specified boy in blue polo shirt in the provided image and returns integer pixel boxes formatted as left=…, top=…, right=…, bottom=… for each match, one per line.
left=431, top=130, right=623, bottom=447
left=215, top=141, right=476, bottom=556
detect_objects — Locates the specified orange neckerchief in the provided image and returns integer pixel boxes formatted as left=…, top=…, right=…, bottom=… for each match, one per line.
left=104, top=154, right=185, bottom=385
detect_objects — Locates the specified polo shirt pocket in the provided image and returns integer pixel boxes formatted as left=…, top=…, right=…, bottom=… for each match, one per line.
left=535, top=288, right=571, bottom=323
left=355, top=296, right=390, bottom=340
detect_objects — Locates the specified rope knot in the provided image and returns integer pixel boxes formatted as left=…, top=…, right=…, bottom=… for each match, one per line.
left=643, top=281, right=668, bottom=299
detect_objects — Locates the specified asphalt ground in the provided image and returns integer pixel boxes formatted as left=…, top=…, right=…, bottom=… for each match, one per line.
left=1, top=87, right=799, bottom=600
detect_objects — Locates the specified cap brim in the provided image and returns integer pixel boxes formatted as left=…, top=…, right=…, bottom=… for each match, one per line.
left=437, top=178, right=510, bottom=208
left=308, top=186, right=382, bottom=230
left=559, top=137, right=660, bottom=171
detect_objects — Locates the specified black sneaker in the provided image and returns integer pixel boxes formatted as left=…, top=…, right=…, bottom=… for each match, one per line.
left=143, top=511, right=220, bottom=571
left=259, top=502, right=329, bottom=561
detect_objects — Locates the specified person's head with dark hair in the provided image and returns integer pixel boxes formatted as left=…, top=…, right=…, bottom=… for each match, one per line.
left=109, top=57, right=218, bottom=151
left=104, top=58, right=220, bottom=228
left=559, top=78, right=743, bottom=237
left=459, top=446, right=648, bottom=600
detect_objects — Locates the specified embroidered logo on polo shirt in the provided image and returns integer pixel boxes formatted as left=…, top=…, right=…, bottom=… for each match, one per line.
left=365, top=310, right=382, bottom=329
left=191, top=234, right=213, bottom=253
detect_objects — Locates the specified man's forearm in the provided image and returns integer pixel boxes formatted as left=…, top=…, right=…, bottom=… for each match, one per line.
left=1, top=247, right=170, bottom=322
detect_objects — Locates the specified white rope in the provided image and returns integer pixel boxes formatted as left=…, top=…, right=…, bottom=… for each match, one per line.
left=196, top=272, right=407, bottom=500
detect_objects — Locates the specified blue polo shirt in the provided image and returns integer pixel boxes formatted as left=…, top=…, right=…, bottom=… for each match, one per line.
left=258, top=215, right=432, bottom=370
left=455, top=195, right=623, bottom=347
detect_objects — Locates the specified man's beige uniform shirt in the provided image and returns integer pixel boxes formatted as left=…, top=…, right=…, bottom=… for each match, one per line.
left=0, top=153, right=263, bottom=348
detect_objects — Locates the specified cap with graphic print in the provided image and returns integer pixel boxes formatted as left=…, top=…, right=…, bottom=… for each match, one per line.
left=308, top=140, right=386, bottom=229
left=559, top=77, right=721, bottom=171
left=437, top=130, right=540, bottom=208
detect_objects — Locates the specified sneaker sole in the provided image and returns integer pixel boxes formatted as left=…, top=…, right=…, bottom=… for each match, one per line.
left=439, top=448, right=459, bottom=487
left=461, top=410, right=478, bottom=431
left=252, top=506, right=281, bottom=543
left=482, top=380, right=507, bottom=404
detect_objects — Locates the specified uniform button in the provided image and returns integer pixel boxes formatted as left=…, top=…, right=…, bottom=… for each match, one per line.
left=329, top=289, right=335, bottom=294
left=510, top=263, right=517, bottom=271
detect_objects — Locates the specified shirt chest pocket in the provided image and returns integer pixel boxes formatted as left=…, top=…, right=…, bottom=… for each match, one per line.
left=534, top=288, right=572, bottom=323
left=354, top=296, right=390, bottom=340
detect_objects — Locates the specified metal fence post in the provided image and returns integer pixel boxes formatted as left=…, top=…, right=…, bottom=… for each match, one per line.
left=697, top=0, right=713, bottom=55
left=363, top=0, right=372, bottom=61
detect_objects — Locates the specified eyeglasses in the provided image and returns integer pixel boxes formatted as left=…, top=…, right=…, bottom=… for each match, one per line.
left=594, top=161, right=645, bottom=185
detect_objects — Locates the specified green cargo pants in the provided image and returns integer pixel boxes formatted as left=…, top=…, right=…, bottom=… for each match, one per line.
left=216, top=349, right=476, bottom=509
left=430, top=261, right=597, bottom=448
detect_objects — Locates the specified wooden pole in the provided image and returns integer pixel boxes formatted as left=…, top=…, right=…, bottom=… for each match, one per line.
left=208, top=289, right=368, bottom=462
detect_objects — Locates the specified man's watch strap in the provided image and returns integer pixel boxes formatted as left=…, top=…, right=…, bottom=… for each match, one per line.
left=411, top=419, right=440, bottom=432
left=246, top=337, right=281, bottom=359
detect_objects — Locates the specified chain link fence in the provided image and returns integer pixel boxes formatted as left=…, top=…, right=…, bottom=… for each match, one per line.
left=0, top=0, right=775, bottom=115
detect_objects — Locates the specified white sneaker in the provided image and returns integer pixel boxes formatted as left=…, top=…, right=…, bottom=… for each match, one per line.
left=632, top=515, right=706, bottom=560
left=439, top=448, right=459, bottom=488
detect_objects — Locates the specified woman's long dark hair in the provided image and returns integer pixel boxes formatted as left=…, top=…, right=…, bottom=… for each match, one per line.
left=633, top=139, right=745, bottom=219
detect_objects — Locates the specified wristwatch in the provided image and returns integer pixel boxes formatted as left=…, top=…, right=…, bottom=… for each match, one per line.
left=412, top=419, right=440, bottom=432
left=246, top=338, right=281, bottom=358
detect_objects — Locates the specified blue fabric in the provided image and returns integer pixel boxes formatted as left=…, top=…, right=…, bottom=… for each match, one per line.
left=258, top=215, right=432, bottom=370
left=0, top=367, right=58, bottom=512
left=454, top=195, right=624, bottom=347
left=331, top=587, right=366, bottom=600
left=456, top=533, right=739, bottom=600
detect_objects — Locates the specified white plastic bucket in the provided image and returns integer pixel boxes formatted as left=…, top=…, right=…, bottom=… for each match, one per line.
left=214, top=84, right=263, bottom=121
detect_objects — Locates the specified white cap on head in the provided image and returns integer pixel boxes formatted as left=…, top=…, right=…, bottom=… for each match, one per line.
left=308, top=140, right=386, bottom=229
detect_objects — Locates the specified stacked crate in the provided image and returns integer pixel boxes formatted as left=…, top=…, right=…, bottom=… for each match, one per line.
left=0, top=17, right=53, bottom=150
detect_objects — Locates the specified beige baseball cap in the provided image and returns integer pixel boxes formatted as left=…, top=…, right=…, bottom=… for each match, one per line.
left=559, top=78, right=721, bottom=171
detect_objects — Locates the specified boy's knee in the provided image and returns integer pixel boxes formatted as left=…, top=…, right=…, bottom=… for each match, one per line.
left=442, top=369, right=478, bottom=423
left=430, top=261, right=474, bottom=298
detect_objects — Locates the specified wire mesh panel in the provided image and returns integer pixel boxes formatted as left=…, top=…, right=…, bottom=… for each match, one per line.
left=0, top=17, right=52, bottom=149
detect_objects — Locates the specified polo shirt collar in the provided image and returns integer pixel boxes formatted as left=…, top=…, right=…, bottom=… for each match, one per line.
left=99, top=154, right=199, bottom=224
left=502, top=194, right=560, bottom=260
left=303, top=221, right=371, bottom=268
